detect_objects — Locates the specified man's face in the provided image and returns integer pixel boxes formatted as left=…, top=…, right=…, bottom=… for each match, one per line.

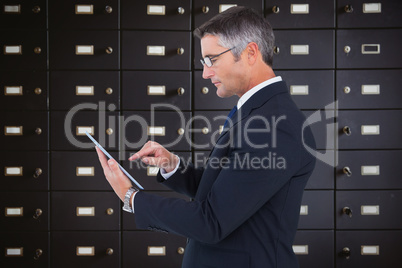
left=201, top=35, right=248, bottom=98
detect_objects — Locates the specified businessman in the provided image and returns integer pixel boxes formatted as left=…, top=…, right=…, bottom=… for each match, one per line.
left=96, top=6, right=316, bottom=267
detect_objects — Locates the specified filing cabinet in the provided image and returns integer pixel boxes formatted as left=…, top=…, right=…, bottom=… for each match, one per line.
left=265, top=0, right=335, bottom=29
left=0, top=231, right=49, bottom=267
left=49, top=30, right=119, bottom=70
left=50, top=71, right=120, bottom=111
left=297, top=191, right=334, bottom=229
left=52, top=231, right=120, bottom=268
left=193, top=111, right=230, bottom=150
left=273, top=30, right=335, bottom=69
left=0, top=71, right=47, bottom=110
left=121, top=152, right=191, bottom=191
left=0, top=1, right=47, bottom=29
left=193, top=70, right=238, bottom=110
left=0, top=30, right=47, bottom=70
left=51, top=192, right=120, bottom=231
left=193, top=0, right=263, bottom=28
left=0, top=192, right=48, bottom=231
left=1, top=151, right=48, bottom=191
left=123, top=231, right=186, bottom=268
left=50, top=110, right=119, bottom=150
left=293, top=231, right=334, bottom=268
left=276, top=70, right=334, bottom=109
left=336, top=231, right=402, bottom=267
left=122, top=71, right=191, bottom=111
left=122, top=31, right=191, bottom=71
left=336, top=191, right=402, bottom=229
left=49, top=0, right=118, bottom=29
left=123, top=191, right=190, bottom=230
left=1, top=111, right=48, bottom=151
left=337, top=29, right=402, bottom=69
left=51, top=151, right=119, bottom=191
left=337, top=70, right=402, bottom=109
left=122, top=111, right=191, bottom=151
left=337, top=151, right=402, bottom=190
left=302, top=110, right=336, bottom=150
left=121, top=0, right=191, bottom=30
left=338, top=110, right=402, bottom=149
left=337, top=0, right=402, bottom=28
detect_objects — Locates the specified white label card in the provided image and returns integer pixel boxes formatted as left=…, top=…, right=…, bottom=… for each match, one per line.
left=291, top=45, right=309, bottom=55
left=363, top=3, right=381, bottom=13
left=5, top=86, right=23, bottom=95
left=361, top=125, right=380, bottom=135
left=291, top=4, right=309, bottom=14
left=361, top=245, right=380, bottom=255
left=77, top=246, right=95, bottom=256
left=76, top=167, right=95, bottom=176
left=147, top=85, right=166, bottom=95
left=361, top=44, right=380, bottom=54
left=4, top=45, right=22, bottom=55
left=361, top=85, right=380, bottom=95
left=76, top=86, right=94, bottom=95
left=148, top=126, right=165, bottom=136
left=5, top=207, right=23, bottom=216
left=293, top=245, right=308, bottom=255
left=147, top=46, right=165, bottom=56
left=76, top=207, right=95, bottom=216
left=290, top=85, right=309, bottom=95
left=361, top=205, right=380, bottom=215
left=5, top=126, right=23, bottom=135
left=5, top=167, right=23, bottom=176
left=148, top=246, right=166, bottom=256
left=75, top=5, right=93, bottom=14
left=147, top=5, right=166, bottom=15
left=361, top=165, right=380, bottom=176
left=4, top=5, right=21, bottom=13
left=76, top=45, right=94, bottom=55
left=6, top=248, right=23, bottom=257
left=76, top=126, right=94, bottom=136
left=219, top=4, right=237, bottom=13
left=300, top=205, right=308, bottom=215
left=147, top=166, right=159, bottom=176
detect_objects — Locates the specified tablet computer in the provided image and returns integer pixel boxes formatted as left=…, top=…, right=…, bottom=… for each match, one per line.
left=85, top=131, right=144, bottom=190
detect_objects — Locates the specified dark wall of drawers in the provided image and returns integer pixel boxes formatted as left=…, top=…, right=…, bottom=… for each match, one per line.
left=1, top=1, right=401, bottom=267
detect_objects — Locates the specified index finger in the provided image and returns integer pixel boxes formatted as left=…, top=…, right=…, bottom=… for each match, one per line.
left=129, top=145, right=156, bottom=161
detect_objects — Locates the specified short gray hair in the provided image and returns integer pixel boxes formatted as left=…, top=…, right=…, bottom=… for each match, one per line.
left=194, top=6, right=275, bottom=66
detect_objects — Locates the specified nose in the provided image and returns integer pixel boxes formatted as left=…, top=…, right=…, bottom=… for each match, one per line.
left=202, top=65, right=214, bottom=80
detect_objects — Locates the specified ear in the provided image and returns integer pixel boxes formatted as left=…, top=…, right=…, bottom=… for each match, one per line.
left=246, top=42, right=259, bottom=64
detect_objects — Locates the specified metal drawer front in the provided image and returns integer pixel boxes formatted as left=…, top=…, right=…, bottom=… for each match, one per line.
left=276, top=70, right=334, bottom=109
left=336, top=231, right=402, bottom=267
left=122, top=71, right=191, bottom=111
left=336, top=191, right=402, bottom=229
left=123, top=231, right=186, bottom=268
left=122, top=31, right=191, bottom=70
left=50, top=111, right=119, bottom=151
left=193, top=111, right=230, bottom=151
left=302, top=110, right=336, bottom=150
left=0, top=30, right=47, bottom=70
left=49, top=30, right=119, bottom=70
left=337, top=0, right=402, bottom=28
left=265, top=0, right=335, bottom=29
left=50, top=71, right=120, bottom=111
left=49, top=0, right=118, bottom=29
left=337, top=29, right=402, bottom=69
left=0, top=231, right=48, bottom=267
left=337, top=70, right=402, bottom=109
left=337, top=151, right=402, bottom=190
left=51, top=192, right=120, bottom=230
left=122, top=111, right=191, bottom=151
left=338, top=110, right=402, bottom=149
left=274, top=30, right=334, bottom=69
left=193, top=70, right=238, bottom=110
left=0, top=71, right=47, bottom=110
left=293, top=230, right=334, bottom=268
left=0, top=0, right=46, bottom=29
left=121, top=0, right=190, bottom=30
left=52, top=231, right=120, bottom=268
left=51, top=151, right=119, bottom=191
left=0, top=192, right=48, bottom=231
left=1, top=111, right=48, bottom=151
left=1, top=151, right=48, bottom=191
left=298, top=191, right=334, bottom=229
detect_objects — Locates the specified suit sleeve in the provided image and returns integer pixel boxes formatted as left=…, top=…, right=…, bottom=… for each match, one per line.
left=134, top=119, right=306, bottom=244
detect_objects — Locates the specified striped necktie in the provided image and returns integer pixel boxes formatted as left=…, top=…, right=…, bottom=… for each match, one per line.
left=223, top=106, right=238, bottom=129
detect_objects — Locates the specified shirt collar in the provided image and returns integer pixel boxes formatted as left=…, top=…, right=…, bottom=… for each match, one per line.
left=237, top=76, right=282, bottom=109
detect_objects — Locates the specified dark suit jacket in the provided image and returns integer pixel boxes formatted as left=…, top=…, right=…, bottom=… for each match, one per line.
left=134, top=81, right=316, bottom=268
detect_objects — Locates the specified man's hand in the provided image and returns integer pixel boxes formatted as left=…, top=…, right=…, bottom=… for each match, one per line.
left=96, top=146, right=132, bottom=201
left=129, top=141, right=179, bottom=173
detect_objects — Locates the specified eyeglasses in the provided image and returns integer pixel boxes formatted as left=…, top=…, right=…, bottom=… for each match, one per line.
left=200, top=47, right=235, bottom=67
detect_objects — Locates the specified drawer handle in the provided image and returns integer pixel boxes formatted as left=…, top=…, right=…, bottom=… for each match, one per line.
left=34, top=248, right=43, bottom=260
left=177, top=47, right=185, bottom=55
left=202, top=127, right=209, bottom=135
left=342, top=207, right=353, bottom=218
left=105, top=6, right=113, bottom=14
left=202, top=6, right=209, bottom=14
left=344, top=46, right=351, bottom=54
left=32, top=6, right=41, bottom=14
left=33, top=168, right=42, bottom=178
left=106, top=47, right=113, bottom=54
left=106, top=248, right=114, bottom=255
left=343, top=126, right=351, bottom=136
left=177, top=247, right=185, bottom=255
left=177, top=128, right=184, bottom=135
left=33, top=208, right=42, bottom=219
left=202, top=87, right=209, bottom=94
left=272, top=6, right=280, bottom=14
left=106, top=87, right=113, bottom=95
left=177, top=87, right=185, bottom=96
left=35, top=127, right=42, bottom=135
left=35, top=88, right=42, bottom=95
left=273, top=46, right=280, bottom=55
left=341, top=247, right=351, bottom=259
left=106, top=208, right=114, bottom=215
left=34, top=47, right=41, bottom=54
left=177, top=7, right=185, bottom=15
left=342, top=166, right=352, bottom=176
left=344, top=5, right=353, bottom=13
left=106, top=128, right=113, bottom=135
